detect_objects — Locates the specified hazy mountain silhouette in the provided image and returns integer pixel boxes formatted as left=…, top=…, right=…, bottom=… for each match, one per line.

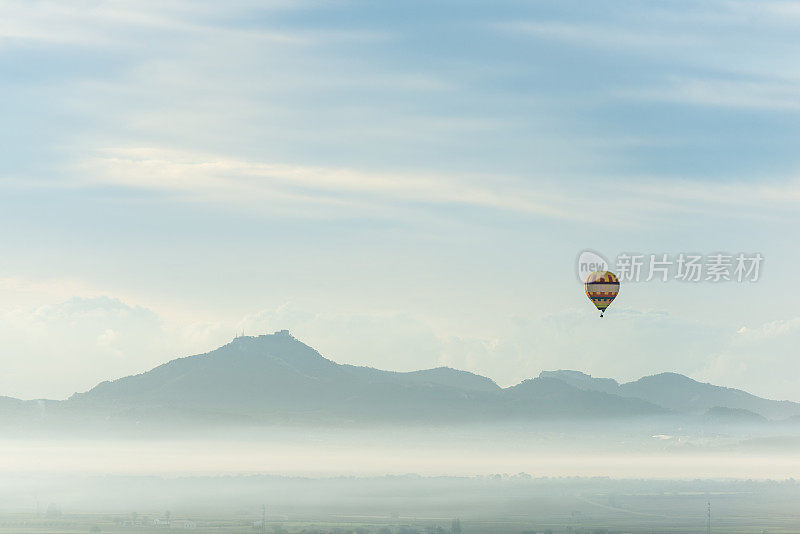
left=4, top=331, right=799, bottom=427
left=538, top=370, right=619, bottom=394
left=505, top=377, right=661, bottom=417
left=540, top=369, right=800, bottom=420
left=64, top=332, right=662, bottom=423
left=703, top=406, right=768, bottom=424
left=65, top=331, right=512, bottom=423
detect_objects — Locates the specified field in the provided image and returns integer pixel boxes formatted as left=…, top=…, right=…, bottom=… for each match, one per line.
left=2, top=476, right=799, bottom=533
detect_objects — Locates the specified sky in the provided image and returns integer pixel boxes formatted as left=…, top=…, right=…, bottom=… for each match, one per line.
left=2, top=0, right=800, bottom=401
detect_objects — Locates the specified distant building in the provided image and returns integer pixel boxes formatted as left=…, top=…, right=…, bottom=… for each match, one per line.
left=150, top=518, right=196, bottom=529
left=45, top=503, right=61, bottom=518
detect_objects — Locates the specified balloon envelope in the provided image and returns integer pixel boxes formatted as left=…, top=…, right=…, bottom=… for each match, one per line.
left=584, top=271, right=620, bottom=315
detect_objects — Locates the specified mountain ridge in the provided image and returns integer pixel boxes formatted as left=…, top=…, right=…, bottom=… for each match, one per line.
left=4, top=331, right=799, bottom=426
left=539, top=369, right=800, bottom=420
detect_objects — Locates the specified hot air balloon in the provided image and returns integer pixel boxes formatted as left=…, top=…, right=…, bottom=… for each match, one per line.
left=584, top=271, right=619, bottom=317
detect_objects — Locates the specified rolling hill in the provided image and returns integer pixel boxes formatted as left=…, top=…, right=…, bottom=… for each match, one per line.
left=540, top=369, right=800, bottom=420
left=2, top=331, right=798, bottom=428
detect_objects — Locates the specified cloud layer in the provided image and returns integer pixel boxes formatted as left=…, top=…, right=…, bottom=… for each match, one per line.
left=1, top=0, right=799, bottom=401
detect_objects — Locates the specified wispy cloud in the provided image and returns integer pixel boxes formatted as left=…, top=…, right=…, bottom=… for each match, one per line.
left=496, top=20, right=702, bottom=50
left=75, top=146, right=581, bottom=221
left=497, top=5, right=800, bottom=112
left=619, top=76, right=800, bottom=111
left=0, top=0, right=387, bottom=50
left=0, top=295, right=169, bottom=399
left=736, top=317, right=800, bottom=341
left=3, top=0, right=800, bottom=404
left=72, top=147, right=800, bottom=227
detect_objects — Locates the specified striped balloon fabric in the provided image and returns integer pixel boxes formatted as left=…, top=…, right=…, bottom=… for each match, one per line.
left=584, top=271, right=620, bottom=317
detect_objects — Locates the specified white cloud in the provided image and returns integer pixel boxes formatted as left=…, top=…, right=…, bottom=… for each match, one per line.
left=497, top=21, right=701, bottom=50
left=619, top=76, right=800, bottom=111
left=2, top=0, right=800, bottom=406
left=734, top=316, right=800, bottom=341
left=499, top=6, right=800, bottom=113
left=0, top=296, right=171, bottom=399
left=96, top=328, right=118, bottom=347
left=75, top=146, right=581, bottom=221
left=72, top=146, right=800, bottom=229
left=0, top=276, right=98, bottom=311
left=0, top=0, right=327, bottom=49
left=694, top=316, right=800, bottom=401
